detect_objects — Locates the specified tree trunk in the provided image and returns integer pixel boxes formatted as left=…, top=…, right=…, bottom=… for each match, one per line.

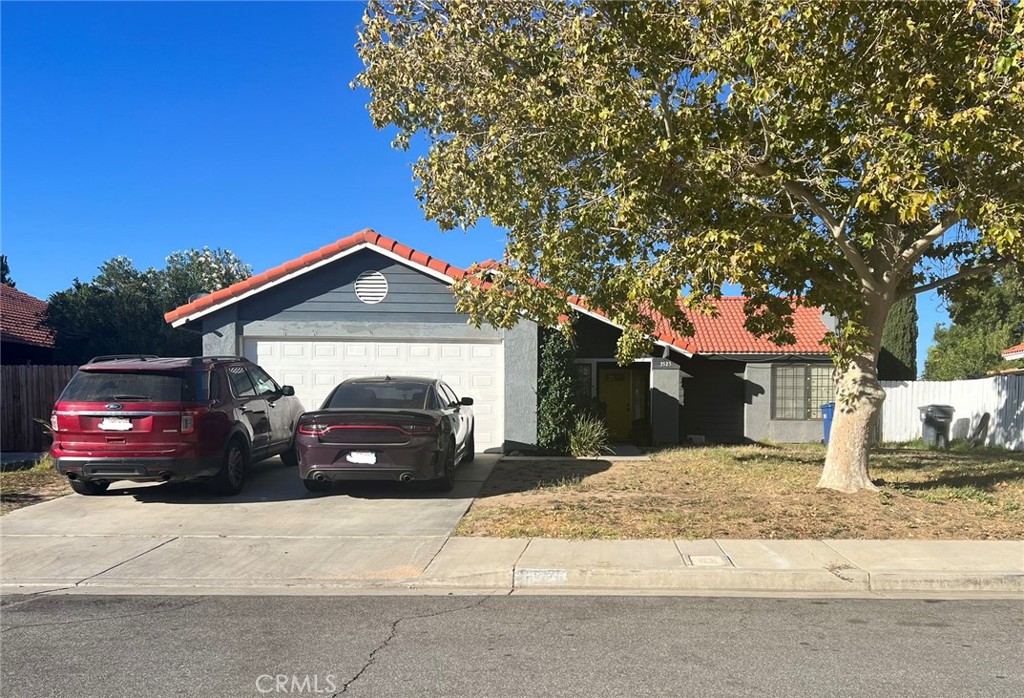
left=818, top=299, right=890, bottom=493
left=817, top=352, right=884, bottom=492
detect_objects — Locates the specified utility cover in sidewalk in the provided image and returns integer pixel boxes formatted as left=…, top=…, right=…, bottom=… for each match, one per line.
left=686, top=555, right=731, bottom=567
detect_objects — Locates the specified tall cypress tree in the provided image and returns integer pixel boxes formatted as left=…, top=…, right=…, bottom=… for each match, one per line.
left=878, top=296, right=918, bottom=380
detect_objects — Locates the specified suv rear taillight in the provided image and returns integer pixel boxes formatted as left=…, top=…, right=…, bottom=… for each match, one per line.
left=50, top=412, right=59, bottom=433
left=181, top=408, right=208, bottom=434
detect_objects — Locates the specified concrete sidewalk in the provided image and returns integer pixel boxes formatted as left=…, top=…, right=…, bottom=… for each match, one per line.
left=2, top=452, right=1021, bottom=597
left=3, top=534, right=1021, bottom=597
left=415, top=537, right=1024, bottom=595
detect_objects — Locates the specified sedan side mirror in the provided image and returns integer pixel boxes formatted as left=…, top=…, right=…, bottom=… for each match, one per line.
left=460, top=397, right=474, bottom=406
left=281, top=385, right=296, bottom=397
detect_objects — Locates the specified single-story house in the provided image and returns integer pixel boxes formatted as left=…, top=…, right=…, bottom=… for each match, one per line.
left=1003, top=343, right=1024, bottom=362
left=1, top=284, right=55, bottom=365
left=165, top=230, right=834, bottom=452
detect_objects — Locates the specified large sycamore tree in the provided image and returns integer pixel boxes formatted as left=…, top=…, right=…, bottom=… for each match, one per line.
left=356, top=1, right=1023, bottom=492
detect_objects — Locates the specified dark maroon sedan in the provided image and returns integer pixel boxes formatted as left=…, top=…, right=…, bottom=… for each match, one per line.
left=295, top=376, right=475, bottom=493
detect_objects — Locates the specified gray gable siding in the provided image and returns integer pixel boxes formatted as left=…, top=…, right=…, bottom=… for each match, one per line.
left=236, top=249, right=464, bottom=324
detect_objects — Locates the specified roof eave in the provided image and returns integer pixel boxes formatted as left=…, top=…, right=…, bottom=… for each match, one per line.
left=169, top=241, right=460, bottom=328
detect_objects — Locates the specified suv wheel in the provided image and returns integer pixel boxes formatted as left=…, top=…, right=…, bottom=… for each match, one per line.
left=212, top=440, right=247, bottom=496
left=70, top=479, right=110, bottom=496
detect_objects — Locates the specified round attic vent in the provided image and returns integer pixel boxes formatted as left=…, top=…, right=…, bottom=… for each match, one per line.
left=354, top=270, right=388, bottom=304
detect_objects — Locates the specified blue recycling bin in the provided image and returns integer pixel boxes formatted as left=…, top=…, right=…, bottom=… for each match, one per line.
left=821, top=402, right=836, bottom=445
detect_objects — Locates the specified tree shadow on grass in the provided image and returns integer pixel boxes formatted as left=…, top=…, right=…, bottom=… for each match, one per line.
left=879, top=469, right=1024, bottom=493
left=871, top=446, right=1024, bottom=470
left=474, top=458, right=613, bottom=497
left=0, top=492, right=53, bottom=511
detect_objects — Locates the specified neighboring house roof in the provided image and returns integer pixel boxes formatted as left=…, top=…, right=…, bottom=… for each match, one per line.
left=1003, top=343, right=1024, bottom=361
left=0, top=284, right=53, bottom=348
left=164, top=229, right=829, bottom=357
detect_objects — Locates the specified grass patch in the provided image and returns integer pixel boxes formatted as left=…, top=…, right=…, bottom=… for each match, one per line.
left=0, top=454, right=71, bottom=515
left=455, top=444, right=1024, bottom=540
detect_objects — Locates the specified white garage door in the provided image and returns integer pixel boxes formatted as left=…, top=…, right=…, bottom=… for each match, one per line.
left=243, top=338, right=504, bottom=451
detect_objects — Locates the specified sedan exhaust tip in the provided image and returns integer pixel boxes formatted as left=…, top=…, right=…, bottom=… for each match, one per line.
left=312, top=472, right=329, bottom=482
left=399, top=472, right=414, bottom=483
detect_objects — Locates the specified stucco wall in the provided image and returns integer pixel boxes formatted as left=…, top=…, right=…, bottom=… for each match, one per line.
left=502, top=320, right=539, bottom=452
left=201, top=307, right=238, bottom=356
left=651, top=358, right=680, bottom=445
left=744, top=363, right=829, bottom=443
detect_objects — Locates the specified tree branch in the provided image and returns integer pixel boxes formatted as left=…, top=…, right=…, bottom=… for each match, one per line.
left=751, top=163, right=880, bottom=293
left=898, top=212, right=961, bottom=273
left=909, top=261, right=1006, bottom=297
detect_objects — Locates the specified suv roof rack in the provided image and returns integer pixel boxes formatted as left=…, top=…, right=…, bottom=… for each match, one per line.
left=86, top=354, right=160, bottom=364
left=188, top=356, right=250, bottom=366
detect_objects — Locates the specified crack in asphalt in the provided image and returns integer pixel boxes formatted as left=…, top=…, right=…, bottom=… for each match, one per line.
left=0, top=597, right=206, bottom=633
left=332, top=595, right=501, bottom=696
left=0, top=586, right=78, bottom=610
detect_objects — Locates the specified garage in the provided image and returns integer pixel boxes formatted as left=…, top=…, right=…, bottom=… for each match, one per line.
left=245, top=337, right=505, bottom=451
left=166, top=230, right=538, bottom=453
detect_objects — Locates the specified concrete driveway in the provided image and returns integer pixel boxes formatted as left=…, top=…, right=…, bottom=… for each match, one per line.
left=1, top=454, right=498, bottom=593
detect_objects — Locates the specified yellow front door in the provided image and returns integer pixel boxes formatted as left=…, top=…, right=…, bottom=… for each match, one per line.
left=600, top=369, right=632, bottom=439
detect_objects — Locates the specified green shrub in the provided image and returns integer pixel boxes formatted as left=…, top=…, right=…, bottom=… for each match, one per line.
left=537, top=327, right=577, bottom=454
left=569, top=414, right=612, bottom=457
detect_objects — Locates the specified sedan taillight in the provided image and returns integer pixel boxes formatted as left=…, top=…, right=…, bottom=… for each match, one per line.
left=399, top=422, right=434, bottom=435
left=298, top=422, right=328, bottom=436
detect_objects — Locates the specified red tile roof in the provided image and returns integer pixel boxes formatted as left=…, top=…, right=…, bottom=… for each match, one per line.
left=1003, top=343, right=1024, bottom=359
left=164, top=230, right=829, bottom=356
left=681, top=297, right=829, bottom=355
left=0, top=284, right=53, bottom=348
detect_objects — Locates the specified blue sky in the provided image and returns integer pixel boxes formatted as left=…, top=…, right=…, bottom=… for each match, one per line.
left=1, top=1, right=948, bottom=369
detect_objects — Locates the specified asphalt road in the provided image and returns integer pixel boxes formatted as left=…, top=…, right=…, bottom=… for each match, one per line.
left=1, top=594, right=1021, bottom=697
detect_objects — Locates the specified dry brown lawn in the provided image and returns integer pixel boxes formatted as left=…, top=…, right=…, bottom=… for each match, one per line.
left=0, top=457, right=71, bottom=515
left=455, top=444, right=1024, bottom=539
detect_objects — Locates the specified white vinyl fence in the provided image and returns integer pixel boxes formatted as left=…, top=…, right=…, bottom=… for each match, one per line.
left=879, top=375, right=1024, bottom=450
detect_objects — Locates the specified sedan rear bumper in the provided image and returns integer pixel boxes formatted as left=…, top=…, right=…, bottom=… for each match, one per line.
left=297, top=440, right=443, bottom=482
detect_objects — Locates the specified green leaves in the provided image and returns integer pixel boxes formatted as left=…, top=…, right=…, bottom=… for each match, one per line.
left=356, top=0, right=1023, bottom=365
left=45, top=249, right=251, bottom=364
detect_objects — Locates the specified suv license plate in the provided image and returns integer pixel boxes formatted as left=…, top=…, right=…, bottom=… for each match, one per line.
left=345, top=451, right=376, bottom=465
left=98, top=417, right=132, bottom=431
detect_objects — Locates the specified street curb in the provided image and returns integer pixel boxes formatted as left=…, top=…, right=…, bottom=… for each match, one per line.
left=5, top=570, right=1020, bottom=596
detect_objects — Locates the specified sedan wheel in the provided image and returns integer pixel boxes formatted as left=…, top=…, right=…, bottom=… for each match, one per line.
left=431, top=444, right=456, bottom=493
left=280, top=445, right=298, bottom=467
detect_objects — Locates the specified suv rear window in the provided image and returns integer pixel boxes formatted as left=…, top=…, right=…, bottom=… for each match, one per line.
left=60, top=370, right=206, bottom=403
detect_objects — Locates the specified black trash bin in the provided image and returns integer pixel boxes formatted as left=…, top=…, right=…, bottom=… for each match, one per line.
left=918, top=405, right=955, bottom=448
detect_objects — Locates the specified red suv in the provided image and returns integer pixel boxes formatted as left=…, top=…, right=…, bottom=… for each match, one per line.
left=51, top=355, right=305, bottom=496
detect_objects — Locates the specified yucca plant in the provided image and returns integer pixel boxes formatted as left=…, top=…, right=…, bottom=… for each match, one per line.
left=569, top=414, right=613, bottom=458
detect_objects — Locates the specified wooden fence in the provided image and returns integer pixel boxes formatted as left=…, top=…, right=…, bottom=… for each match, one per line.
left=1, top=365, right=78, bottom=453
left=879, top=375, right=1024, bottom=451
